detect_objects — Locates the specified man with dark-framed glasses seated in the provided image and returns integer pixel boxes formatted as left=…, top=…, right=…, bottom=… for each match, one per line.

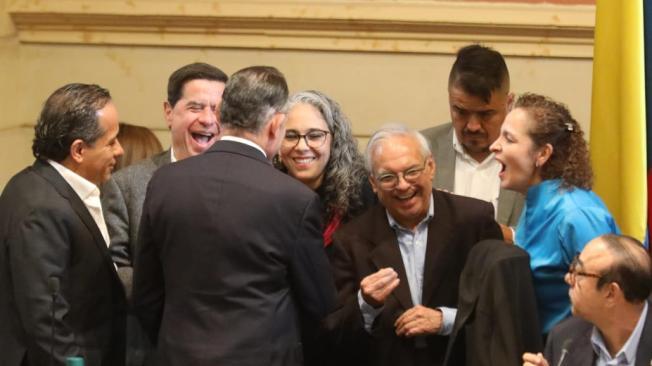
left=326, top=124, right=502, bottom=366
left=523, top=234, right=652, bottom=366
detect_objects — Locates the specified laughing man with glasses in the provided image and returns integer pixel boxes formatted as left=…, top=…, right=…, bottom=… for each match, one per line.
left=327, top=124, right=502, bottom=366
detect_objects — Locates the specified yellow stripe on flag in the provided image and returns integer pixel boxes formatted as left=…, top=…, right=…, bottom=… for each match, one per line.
left=590, top=0, right=647, bottom=241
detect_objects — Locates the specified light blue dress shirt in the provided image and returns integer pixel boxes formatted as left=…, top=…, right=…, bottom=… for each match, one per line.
left=590, top=302, right=647, bottom=366
left=358, top=196, right=456, bottom=336
left=515, top=179, right=619, bottom=334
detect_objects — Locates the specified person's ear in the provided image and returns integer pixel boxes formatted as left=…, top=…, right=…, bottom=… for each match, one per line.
left=267, top=112, right=286, bottom=141
left=426, top=155, right=436, bottom=181
left=535, top=143, right=553, bottom=168
left=506, top=93, right=515, bottom=111
left=603, top=281, right=622, bottom=308
left=163, top=100, right=173, bottom=130
left=69, top=139, right=85, bottom=164
left=369, top=175, right=379, bottom=194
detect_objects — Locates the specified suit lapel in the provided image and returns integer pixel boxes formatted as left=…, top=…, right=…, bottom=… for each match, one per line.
left=565, top=326, right=595, bottom=366
left=33, top=160, right=118, bottom=276
left=367, top=207, right=414, bottom=311
left=421, top=190, right=454, bottom=306
left=433, top=126, right=455, bottom=192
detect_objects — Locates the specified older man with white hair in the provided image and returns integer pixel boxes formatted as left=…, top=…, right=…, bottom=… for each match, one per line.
left=327, top=124, right=502, bottom=366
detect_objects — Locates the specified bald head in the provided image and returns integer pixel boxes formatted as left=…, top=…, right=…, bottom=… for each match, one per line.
left=589, top=234, right=652, bottom=303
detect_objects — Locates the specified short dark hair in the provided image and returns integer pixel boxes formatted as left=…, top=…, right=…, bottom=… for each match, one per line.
left=219, top=66, right=288, bottom=133
left=448, top=44, right=509, bottom=103
left=32, top=83, right=111, bottom=162
left=167, top=62, right=228, bottom=107
left=597, top=234, right=652, bottom=303
left=515, top=93, right=593, bottom=190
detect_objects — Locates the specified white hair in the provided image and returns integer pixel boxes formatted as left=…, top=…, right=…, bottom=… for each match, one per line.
left=364, top=123, right=432, bottom=174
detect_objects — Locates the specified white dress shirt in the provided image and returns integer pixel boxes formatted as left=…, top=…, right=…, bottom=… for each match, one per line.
left=48, top=160, right=111, bottom=247
left=591, top=301, right=648, bottom=366
left=358, top=196, right=456, bottom=339
left=220, top=135, right=267, bottom=157
left=452, top=132, right=501, bottom=219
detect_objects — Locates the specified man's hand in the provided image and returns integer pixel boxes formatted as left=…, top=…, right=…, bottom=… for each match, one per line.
left=394, top=305, right=442, bottom=337
left=523, top=352, right=549, bottom=366
left=360, top=267, right=399, bottom=308
left=499, top=224, right=514, bottom=244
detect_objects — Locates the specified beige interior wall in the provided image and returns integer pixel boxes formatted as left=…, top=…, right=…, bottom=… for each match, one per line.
left=0, top=1, right=594, bottom=189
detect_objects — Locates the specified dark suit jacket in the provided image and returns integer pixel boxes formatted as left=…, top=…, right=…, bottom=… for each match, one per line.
left=102, top=150, right=171, bottom=299
left=444, top=239, right=542, bottom=366
left=421, top=123, right=524, bottom=227
left=544, top=300, right=652, bottom=366
left=327, top=190, right=502, bottom=366
left=132, top=140, right=337, bottom=366
left=0, top=159, right=126, bottom=366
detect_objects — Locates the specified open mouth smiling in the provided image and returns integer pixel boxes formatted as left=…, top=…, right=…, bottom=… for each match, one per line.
left=191, top=132, right=215, bottom=144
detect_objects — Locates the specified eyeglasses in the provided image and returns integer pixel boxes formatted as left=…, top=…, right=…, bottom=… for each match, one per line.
left=567, top=254, right=602, bottom=284
left=283, top=129, right=330, bottom=148
left=374, top=160, right=428, bottom=190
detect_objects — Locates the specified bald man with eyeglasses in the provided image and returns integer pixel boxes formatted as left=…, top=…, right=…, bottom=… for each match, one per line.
left=325, top=125, right=502, bottom=366
left=523, top=234, right=652, bottom=366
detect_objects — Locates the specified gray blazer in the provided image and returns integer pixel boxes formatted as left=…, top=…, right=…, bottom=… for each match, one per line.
left=421, top=123, right=524, bottom=227
left=101, top=150, right=171, bottom=297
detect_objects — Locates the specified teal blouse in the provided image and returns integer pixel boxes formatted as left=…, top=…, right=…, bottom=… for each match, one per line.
left=515, top=179, right=619, bottom=334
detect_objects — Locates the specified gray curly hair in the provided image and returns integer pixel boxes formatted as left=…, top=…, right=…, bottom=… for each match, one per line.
left=275, top=90, right=367, bottom=221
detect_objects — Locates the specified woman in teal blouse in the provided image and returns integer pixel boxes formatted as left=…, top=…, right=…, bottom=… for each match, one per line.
left=489, top=93, right=619, bottom=335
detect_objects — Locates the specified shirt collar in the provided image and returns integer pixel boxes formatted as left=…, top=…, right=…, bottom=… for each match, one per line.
left=170, top=147, right=177, bottom=163
left=590, top=301, right=648, bottom=365
left=386, top=194, right=434, bottom=232
left=47, top=159, right=100, bottom=202
left=220, top=135, right=267, bottom=158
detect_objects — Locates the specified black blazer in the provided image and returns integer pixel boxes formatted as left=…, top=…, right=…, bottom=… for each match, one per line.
left=444, top=239, right=542, bottom=366
left=327, top=190, right=502, bottom=366
left=544, top=299, right=652, bottom=366
left=133, top=140, right=337, bottom=366
left=0, top=159, right=126, bottom=366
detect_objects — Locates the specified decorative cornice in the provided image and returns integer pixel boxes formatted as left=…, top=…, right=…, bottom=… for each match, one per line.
left=8, top=0, right=595, bottom=58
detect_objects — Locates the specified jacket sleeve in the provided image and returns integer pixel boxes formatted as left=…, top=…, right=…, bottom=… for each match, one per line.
left=132, top=184, right=165, bottom=345
left=8, top=208, right=82, bottom=365
left=101, top=176, right=132, bottom=268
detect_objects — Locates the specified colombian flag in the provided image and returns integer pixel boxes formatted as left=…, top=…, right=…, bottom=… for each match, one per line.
left=590, top=0, right=647, bottom=244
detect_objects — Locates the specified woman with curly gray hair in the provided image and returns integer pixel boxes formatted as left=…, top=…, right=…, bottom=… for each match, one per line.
left=275, top=90, right=375, bottom=247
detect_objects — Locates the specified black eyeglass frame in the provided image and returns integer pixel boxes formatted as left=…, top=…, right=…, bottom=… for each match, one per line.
left=283, top=129, right=330, bottom=149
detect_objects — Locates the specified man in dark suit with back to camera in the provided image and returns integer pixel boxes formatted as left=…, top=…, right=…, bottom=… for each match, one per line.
left=421, top=44, right=523, bottom=241
left=328, top=124, right=502, bottom=366
left=133, top=66, right=337, bottom=366
left=523, top=234, right=652, bottom=366
left=0, top=83, right=127, bottom=366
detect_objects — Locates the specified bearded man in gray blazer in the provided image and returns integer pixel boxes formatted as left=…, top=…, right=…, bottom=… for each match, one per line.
left=421, top=44, right=523, bottom=241
left=101, top=62, right=227, bottom=366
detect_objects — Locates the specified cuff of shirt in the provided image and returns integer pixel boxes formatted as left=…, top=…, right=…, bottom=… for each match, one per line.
left=437, top=306, right=457, bottom=336
left=358, top=289, right=383, bottom=333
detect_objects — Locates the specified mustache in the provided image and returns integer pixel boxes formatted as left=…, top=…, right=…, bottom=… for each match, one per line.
left=462, top=129, right=487, bottom=137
